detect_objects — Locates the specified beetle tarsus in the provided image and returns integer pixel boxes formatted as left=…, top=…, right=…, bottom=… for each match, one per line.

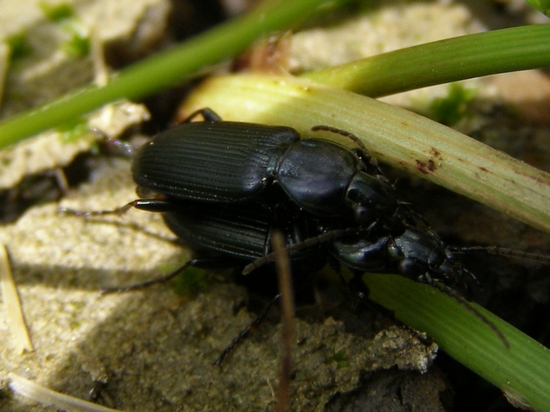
left=99, top=261, right=193, bottom=295
left=213, top=294, right=281, bottom=366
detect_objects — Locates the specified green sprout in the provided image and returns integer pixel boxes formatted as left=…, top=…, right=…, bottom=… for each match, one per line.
left=423, top=83, right=477, bottom=126
left=61, top=30, right=90, bottom=58
left=39, top=2, right=90, bottom=58
left=6, top=32, right=33, bottom=63
left=39, top=2, right=74, bottom=22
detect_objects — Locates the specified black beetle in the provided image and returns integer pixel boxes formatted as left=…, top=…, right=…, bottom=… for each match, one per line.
left=131, top=108, right=398, bottom=225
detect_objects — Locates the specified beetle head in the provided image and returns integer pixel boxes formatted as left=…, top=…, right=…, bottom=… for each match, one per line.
left=346, top=172, right=397, bottom=224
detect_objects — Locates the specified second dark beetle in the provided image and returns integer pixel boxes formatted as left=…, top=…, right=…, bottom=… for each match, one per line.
left=132, top=109, right=397, bottom=225
left=159, top=201, right=471, bottom=294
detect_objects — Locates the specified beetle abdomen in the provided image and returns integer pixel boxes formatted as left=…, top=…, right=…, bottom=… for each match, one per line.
left=164, top=204, right=273, bottom=260
left=133, top=121, right=300, bottom=202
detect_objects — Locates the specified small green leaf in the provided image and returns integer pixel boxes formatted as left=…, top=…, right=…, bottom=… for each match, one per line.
left=173, top=267, right=209, bottom=296
left=61, top=32, right=90, bottom=58
left=333, top=349, right=350, bottom=367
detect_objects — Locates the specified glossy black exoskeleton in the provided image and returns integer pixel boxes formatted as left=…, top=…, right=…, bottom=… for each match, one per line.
left=162, top=202, right=318, bottom=268
left=329, top=227, right=472, bottom=289
left=131, top=108, right=397, bottom=225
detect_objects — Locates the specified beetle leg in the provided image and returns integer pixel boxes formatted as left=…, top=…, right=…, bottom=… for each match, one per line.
left=99, top=261, right=191, bottom=294
left=181, top=107, right=222, bottom=123
left=59, top=201, right=136, bottom=217
left=213, top=294, right=281, bottom=366
left=450, top=245, right=550, bottom=265
left=98, top=257, right=219, bottom=294
left=60, top=199, right=192, bottom=217
left=242, top=227, right=364, bottom=275
left=129, top=199, right=183, bottom=213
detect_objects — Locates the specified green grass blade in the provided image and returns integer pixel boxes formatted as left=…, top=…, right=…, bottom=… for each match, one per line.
left=362, top=273, right=550, bottom=412
left=183, top=74, right=550, bottom=233
left=0, top=0, right=334, bottom=149
left=303, top=25, right=550, bottom=97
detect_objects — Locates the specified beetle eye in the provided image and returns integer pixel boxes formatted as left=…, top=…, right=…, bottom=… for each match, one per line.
left=399, top=259, right=418, bottom=277
left=347, top=188, right=360, bottom=202
left=354, top=206, right=371, bottom=224
left=438, top=260, right=454, bottom=276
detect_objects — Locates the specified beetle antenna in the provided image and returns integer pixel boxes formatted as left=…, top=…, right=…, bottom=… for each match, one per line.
left=99, top=260, right=194, bottom=294
left=243, top=227, right=367, bottom=275
left=311, top=125, right=384, bottom=176
left=59, top=201, right=136, bottom=217
left=60, top=198, right=183, bottom=217
left=448, top=245, right=550, bottom=264
left=433, top=282, right=510, bottom=349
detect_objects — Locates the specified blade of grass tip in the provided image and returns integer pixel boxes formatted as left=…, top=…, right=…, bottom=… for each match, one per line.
left=362, top=273, right=550, bottom=412
left=524, top=0, right=550, bottom=16
left=0, top=42, right=8, bottom=104
left=182, top=74, right=550, bottom=233
left=0, top=0, right=337, bottom=149
left=8, top=373, right=122, bottom=412
left=0, top=244, right=33, bottom=353
left=303, top=25, right=550, bottom=97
